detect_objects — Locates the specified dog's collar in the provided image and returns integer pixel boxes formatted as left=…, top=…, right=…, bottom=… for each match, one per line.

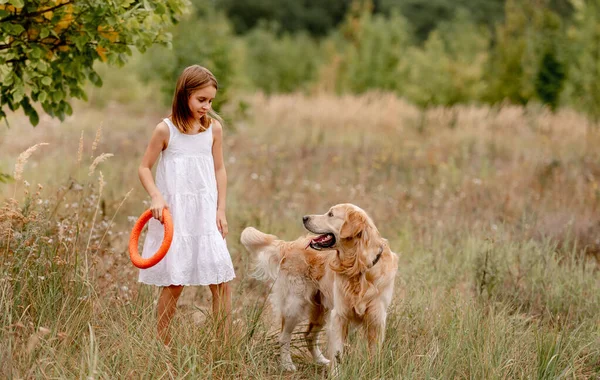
left=371, top=245, right=384, bottom=268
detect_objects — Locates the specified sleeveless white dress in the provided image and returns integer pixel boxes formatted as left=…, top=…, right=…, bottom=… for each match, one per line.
left=138, top=118, right=236, bottom=286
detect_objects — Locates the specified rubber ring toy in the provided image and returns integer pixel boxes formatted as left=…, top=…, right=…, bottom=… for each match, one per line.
left=129, top=208, right=173, bottom=269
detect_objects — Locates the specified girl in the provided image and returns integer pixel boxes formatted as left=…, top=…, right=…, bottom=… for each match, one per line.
left=137, top=65, right=235, bottom=345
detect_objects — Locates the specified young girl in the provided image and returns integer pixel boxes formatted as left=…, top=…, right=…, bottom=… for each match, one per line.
left=137, top=65, right=235, bottom=345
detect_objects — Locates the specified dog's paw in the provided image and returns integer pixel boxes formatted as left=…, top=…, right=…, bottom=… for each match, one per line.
left=315, top=355, right=330, bottom=366
left=281, top=361, right=297, bottom=372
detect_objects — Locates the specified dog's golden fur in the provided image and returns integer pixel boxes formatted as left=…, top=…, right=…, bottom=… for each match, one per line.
left=241, top=203, right=398, bottom=371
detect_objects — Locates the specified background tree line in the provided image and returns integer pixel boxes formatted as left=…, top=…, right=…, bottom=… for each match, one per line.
left=2, top=0, right=600, bottom=124
left=141, top=0, right=600, bottom=121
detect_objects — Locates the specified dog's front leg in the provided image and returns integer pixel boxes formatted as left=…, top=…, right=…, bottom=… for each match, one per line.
left=327, top=309, right=349, bottom=368
left=365, top=304, right=387, bottom=356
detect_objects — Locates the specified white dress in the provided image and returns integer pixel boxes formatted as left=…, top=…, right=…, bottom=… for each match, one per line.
left=138, top=118, right=236, bottom=286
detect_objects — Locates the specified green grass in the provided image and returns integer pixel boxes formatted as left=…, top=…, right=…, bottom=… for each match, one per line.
left=1, top=71, right=599, bottom=378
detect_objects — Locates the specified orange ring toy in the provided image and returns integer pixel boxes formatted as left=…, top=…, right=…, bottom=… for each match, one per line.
left=129, top=208, right=174, bottom=269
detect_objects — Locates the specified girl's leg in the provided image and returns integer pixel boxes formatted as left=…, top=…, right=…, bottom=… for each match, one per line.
left=209, top=282, right=231, bottom=339
left=157, top=285, right=184, bottom=345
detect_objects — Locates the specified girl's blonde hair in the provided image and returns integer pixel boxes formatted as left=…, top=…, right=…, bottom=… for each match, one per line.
left=171, top=65, right=224, bottom=133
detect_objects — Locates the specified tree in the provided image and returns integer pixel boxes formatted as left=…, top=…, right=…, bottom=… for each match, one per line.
left=534, top=9, right=566, bottom=111
left=215, top=0, right=352, bottom=36
left=375, top=0, right=504, bottom=42
left=535, top=48, right=566, bottom=111
left=403, top=10, right=490, bottom=107
left=333, top=2, right=412, bottom=94
left=563, top=0, right=600, bottom=121
left=0, top=0, right=187, bottom=126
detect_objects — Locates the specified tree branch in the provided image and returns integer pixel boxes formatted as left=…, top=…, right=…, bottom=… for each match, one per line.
left=0, top=1, right=73, bottom=23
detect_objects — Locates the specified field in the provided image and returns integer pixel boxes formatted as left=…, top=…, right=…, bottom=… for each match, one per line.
left=1, top=72, right=600, bottom=378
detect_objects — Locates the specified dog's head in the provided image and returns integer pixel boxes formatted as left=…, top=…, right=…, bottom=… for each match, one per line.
left=303, top=203, right=378, bottom=252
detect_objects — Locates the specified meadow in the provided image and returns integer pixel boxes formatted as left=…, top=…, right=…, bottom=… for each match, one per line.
left=1, top=68, right=599, bottom=378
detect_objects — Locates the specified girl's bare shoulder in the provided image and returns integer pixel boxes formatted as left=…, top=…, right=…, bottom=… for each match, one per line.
left=154, top=120, right=170, bottom=140
left=211, top=119, right=223, bottom=138
left=212, top=119, right=223, bottom=132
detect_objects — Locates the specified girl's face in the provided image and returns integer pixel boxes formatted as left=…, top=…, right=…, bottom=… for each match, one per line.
left=188, top=85, right=217, bottom=120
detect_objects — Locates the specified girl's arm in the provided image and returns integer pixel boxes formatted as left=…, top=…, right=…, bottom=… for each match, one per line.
left=212, top=120, right=228, bottom=238
left=138, top=121, right=170, bottom=222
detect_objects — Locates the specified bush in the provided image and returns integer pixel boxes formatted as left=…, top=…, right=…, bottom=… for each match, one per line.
left=330, top=10, right=412, bottom=94
left=243, top=24, right=322, bottom=94
left=403, top=10, right=490, bottom=107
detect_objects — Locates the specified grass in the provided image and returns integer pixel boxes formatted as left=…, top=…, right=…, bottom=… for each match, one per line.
left=0, top=71, right=599, bottom=378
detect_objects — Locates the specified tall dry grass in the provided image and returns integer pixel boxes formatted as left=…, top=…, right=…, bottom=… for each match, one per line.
left=1, top=90, right=599, bottom=378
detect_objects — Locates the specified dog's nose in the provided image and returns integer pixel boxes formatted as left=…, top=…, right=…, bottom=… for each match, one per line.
left=302, top=216, right=309, bottom=223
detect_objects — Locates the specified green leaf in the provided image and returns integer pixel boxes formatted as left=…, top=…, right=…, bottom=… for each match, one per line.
left=9, top=24, right=25, bottom=35
left=9, top=0, right=24, bottom=8
left=30, top=46, right=43, bottom=59
left=21, top=98, right=39, bottom=126
left=40, top=27, right=50, bottom=39
left=27, top=108, right=39, bottom=126
left=41, top=76, right=52, bottom=86
left=12, top=86, right=24, bottom=103
left=64, top=102, right=73, bottom=116
left=51, top=89, right=64, bottom=102
left=143, top=0, right=154, bottom=11
left=88, top=71, right=103, bottom=87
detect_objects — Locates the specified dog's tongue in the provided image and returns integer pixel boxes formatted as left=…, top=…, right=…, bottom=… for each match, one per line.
left=312, top=234, right=331, bottom=243
left=307, top=234, right=331, bottom=249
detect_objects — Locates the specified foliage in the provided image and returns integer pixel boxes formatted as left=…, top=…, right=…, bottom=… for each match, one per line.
left=138, top=0, right=238, bottom=109
left=535, top=47, right=566, bottom=111
left=484, top=0, right=566, bottom=107
left=331, top=4, right=412, bottom=94
left=563, top=0, right=600, bottom=121
left=484, top=0, right=536, bottom=105
left=403, top=10, right=490, bottom=107
left=215, top=0, right=351, bottom=36
left=243, top=25, right=322, bottom=94
left=0, top=0, right=187, bottom=126
left=376, top=0, right=504, bottom=42
left=533, top=9, right=567, bottom=111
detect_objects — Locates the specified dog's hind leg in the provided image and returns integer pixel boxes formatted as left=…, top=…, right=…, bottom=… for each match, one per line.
left=279, top=314, right=300, bottom=372
left=305, top=298, right=330, bottom=365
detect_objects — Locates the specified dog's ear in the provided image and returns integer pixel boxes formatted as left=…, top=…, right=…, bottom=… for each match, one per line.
left=340, top=210, right=366, bottom=239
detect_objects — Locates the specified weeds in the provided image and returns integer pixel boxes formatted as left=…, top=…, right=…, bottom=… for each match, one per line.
left=1, top=93, right=599, bottom=377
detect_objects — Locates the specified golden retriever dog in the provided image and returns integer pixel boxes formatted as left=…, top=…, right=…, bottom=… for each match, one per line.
left=240, top=203, right=398, bottom=371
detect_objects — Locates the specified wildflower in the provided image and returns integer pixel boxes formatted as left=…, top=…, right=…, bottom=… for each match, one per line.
left=88, top=153, right=113, bottom=176
left=77, top=130, right=84, bottom=164
left=91, top=124, right=103, bottom=158
left=98, top=171, right=105, bottom=195
left=14, top=143, right=49, bottom=181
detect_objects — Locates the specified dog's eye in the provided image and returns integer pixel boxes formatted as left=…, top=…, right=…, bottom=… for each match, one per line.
left=328, top=211, right=334, bottom=217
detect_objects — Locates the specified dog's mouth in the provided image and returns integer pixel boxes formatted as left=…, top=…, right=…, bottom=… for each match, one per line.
left=309, top=233, right=336, bottom=250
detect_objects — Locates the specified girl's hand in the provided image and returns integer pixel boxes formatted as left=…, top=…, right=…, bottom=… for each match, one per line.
left=217, top=209, right=228, bottom=239
left=151, top=194, right=168, bottom=223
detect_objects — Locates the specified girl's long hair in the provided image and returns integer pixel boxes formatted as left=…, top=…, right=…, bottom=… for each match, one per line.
left=171, top=65, right=224, bottom=133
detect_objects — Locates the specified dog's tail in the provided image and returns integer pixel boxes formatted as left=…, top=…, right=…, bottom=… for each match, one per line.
left=240, top=227, right=283, bottom=281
